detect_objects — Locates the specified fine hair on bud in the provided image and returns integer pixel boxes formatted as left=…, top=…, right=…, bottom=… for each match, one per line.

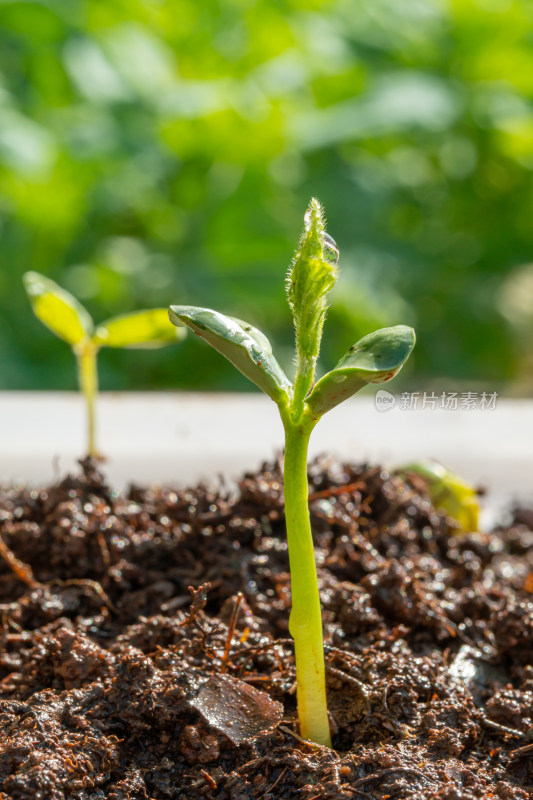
left=286, top=198, right=338, bottom=365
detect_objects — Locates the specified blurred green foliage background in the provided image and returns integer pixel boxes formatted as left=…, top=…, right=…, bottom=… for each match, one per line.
left=1, top=0, right=533, bottom=394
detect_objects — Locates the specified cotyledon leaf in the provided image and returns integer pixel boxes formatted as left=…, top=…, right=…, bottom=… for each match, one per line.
left=306, top=325, right=415, bottom=417
left=23, top=271, right=93, bottom=346
left=229, top=317, right=274, bottom=358
left=169, top=305, right=292, bottom=403
left=93, top=309, right=186, bottom=349
left=398, top=461, right=480, bottom=533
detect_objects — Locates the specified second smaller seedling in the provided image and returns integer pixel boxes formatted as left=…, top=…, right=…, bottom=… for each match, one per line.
left=24, top=271, right=185, bottom=456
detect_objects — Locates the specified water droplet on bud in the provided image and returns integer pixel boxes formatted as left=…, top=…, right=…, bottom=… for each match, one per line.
left=323, top=233, right=339, bottom=265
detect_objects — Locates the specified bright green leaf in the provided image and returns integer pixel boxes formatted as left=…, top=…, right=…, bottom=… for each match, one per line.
left=306, top=325, right=415, bottom=416
left=23, top=271, right=93, bottom=346
left=94, top=308, right=186, bottom=349
left=169, top=305, right=292, bottom=402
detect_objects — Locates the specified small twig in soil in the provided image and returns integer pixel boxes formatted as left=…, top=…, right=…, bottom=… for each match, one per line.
left=325, top=663, right=371, bottom=710
left=353, top=766, right=438, bottom=790
left=0, top=536, right=40, bottom=588
left=220, top=592, right=244, bottom=673
left=509, top=742, right=533, bottom=759
left=199, top=769, right=217, bottom=790
left=95, top=530, right=111, bottom=569
left=482, top=718, right=526, bottom=739
left=330, top=762, right=341, bottom=790
left=50, top=578, right=118, bottom=613
left=279, top=725, right=322, bottom=749
left=0, top=611, right=27, bottom=658
left=237, top=756, right=268, bottom=775
left=180, top=582, right=211, bottom=626
left=308, top=480, right=364, bottom=501
left=257, top=766, right=288, bottom=799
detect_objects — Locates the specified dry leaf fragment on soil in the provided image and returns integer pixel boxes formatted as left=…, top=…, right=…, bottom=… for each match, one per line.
left=189, top=674, right=284, bottom=745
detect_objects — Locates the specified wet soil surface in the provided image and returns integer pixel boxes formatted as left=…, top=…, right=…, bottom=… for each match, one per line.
left=0, top=456, right=532, bottom=799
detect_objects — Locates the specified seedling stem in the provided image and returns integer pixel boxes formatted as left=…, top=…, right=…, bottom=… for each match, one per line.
left=76, top=341, right=98, bottom=458
left=281, top=410, right=330, bottom=744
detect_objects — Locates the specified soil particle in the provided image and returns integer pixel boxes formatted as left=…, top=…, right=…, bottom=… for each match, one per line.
left=0, top=456, right=532, bottom=798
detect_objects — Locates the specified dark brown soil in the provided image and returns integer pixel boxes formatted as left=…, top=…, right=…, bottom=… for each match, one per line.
left=1, top=456, right=532, bottom=800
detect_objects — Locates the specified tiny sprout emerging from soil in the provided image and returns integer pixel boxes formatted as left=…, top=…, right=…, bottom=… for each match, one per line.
left=399, top=461, right=480, bottom=533
left=23, top=271, right=185, bottom=457
left=169, top=198, right=415, bottom=747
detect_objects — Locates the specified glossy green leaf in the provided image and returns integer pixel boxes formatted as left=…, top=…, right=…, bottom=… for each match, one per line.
left=94, top=308, right=186, bottom=349
left=169, top=305, right=292, bottom=402
left=306, top=325, right=415, bottom=416
left=399, top=461, right=480, bottom=533
left=229, top=317, right=275, bottom=358
left=23, top=271, right=93, bottom=346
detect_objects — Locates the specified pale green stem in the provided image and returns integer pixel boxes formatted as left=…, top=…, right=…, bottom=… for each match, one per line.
left=281, top=414, right=331, bottom=746
left=291, top=354, right=316, bottom=421
left=76, top=341, right=98, bottom=457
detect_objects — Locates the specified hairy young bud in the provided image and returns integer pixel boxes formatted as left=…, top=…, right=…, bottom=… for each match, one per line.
left=286, top=198, right=338, bottom=366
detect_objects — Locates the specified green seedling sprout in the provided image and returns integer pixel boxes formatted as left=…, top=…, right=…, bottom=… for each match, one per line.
left=168, top=199, right=415, bottom=747
left=398, top=461, right=480, bottom=533
left=23, top=271, right=185, bottom=457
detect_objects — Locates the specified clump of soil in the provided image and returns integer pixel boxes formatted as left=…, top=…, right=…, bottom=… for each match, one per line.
left=0, top=455, right=532, bottom=799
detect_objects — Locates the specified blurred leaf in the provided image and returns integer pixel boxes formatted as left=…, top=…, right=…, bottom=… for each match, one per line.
left=63, top=37, right=131, bottom=103
left=0, top=110, right=56, bottom=176
left=23, top=271, right=93, bottom=346
left=291, top=73, right=459, bottom=149
left=399, top=461, right=480, bottom=533
left=94, top=308, right=186, bottom=348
